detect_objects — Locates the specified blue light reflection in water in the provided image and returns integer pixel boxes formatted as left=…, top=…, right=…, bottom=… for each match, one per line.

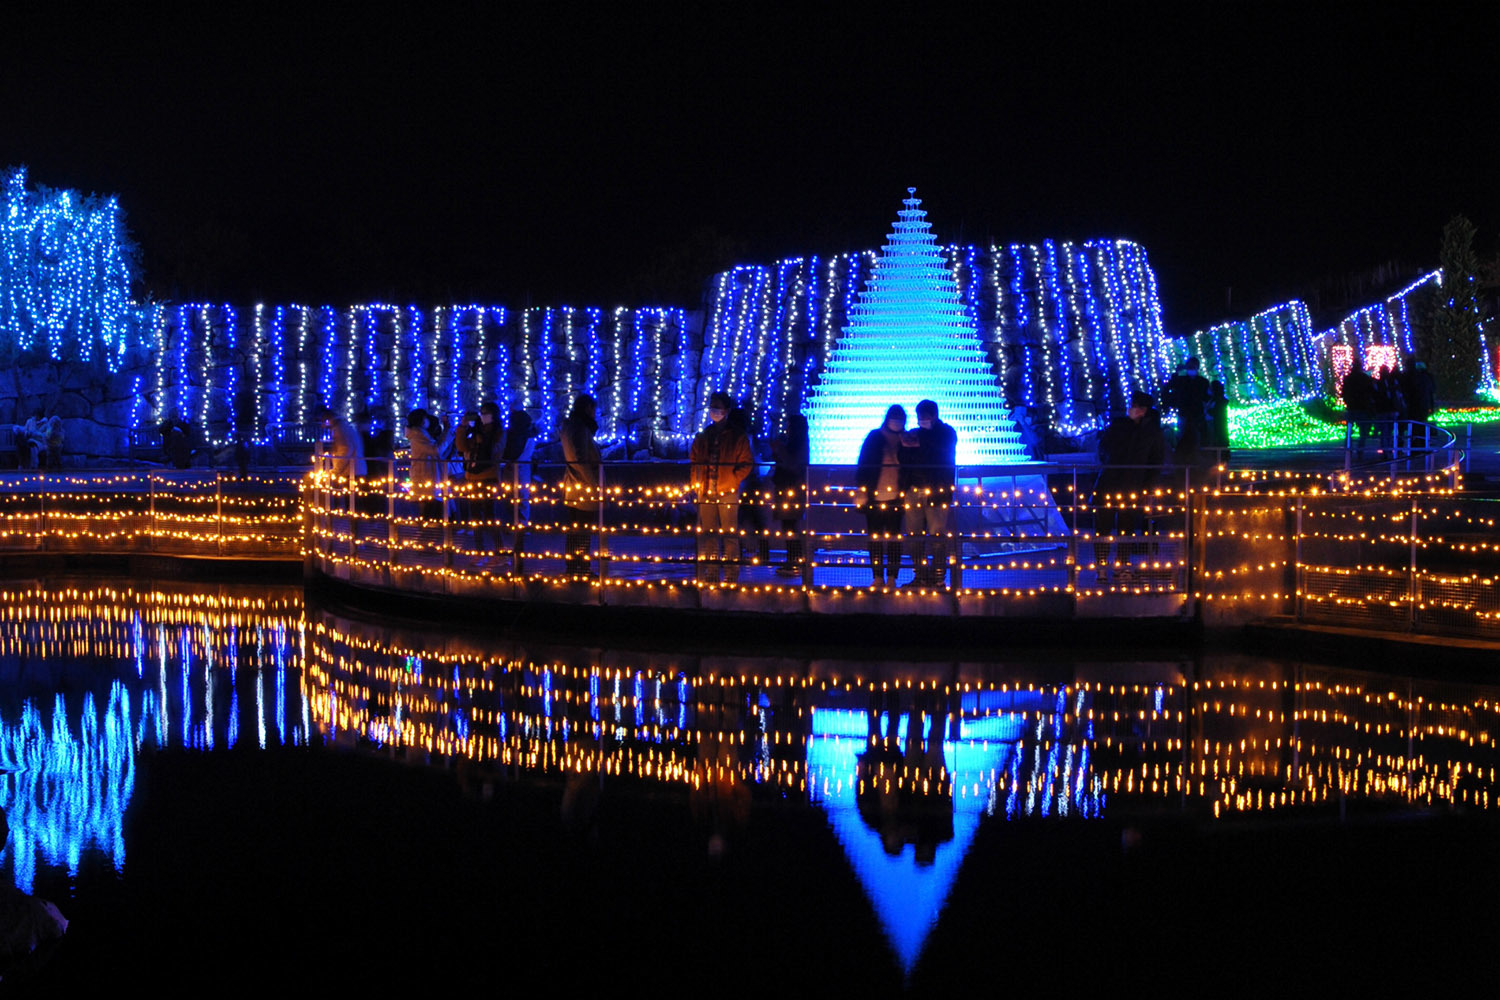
left=0, top=589, right=309, bottom=895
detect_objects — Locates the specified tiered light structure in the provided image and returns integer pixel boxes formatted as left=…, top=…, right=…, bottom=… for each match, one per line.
left=805, top=190, right=1030, bottom=464
left=0, top=166, right=136, bottom=369
left=703, top=229, right=1170, bottom=445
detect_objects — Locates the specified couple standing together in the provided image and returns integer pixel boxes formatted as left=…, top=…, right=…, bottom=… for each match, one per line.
left=856, top=400, right=958, bottom=589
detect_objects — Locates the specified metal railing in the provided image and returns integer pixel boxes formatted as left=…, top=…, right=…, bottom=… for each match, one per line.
left=0, top=469, right=302, bottom=558
left=302, top=452, right=1193, bottom=598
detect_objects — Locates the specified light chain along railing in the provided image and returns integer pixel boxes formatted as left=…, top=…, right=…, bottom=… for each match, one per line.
left=0, top=470, right=303, bottom=558
left=304, top=455, right=1195, bottom=599
left=1292, top=488, right=1500, bottom=639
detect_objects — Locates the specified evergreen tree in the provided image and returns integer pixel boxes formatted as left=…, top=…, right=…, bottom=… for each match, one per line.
left=1430, top=214, right=1482, bottom=398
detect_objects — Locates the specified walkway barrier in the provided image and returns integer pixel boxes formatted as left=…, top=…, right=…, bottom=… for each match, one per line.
left=0, top=469, right=302, bottom=558
left=303, top=454, right=1197, bottom=599
left=1, top=449, right=1490, bottom=639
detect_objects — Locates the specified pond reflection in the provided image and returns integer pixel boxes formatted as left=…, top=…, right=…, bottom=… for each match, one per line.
left=0, top=585, right=309, bottom=895
left=1, top=581, right=1497, bottom=980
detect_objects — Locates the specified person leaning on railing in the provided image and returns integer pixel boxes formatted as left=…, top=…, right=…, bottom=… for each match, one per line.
left=690, top=391, right=754, bottom=586
left=560, top=394, right=601, bottom=578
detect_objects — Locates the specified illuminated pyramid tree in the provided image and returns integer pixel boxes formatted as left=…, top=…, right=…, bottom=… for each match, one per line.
left=806, top=189, right=1029, bottom=464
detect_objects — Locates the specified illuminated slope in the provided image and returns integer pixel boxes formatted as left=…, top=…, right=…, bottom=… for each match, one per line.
left=807, top=189, right=1030, bottom=465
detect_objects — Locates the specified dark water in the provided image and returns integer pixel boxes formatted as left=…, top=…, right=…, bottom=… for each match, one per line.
left=0, top=579, right=1496, bottom=992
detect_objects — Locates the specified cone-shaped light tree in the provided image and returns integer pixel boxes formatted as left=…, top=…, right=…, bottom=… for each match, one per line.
left=806, top=189, right=1029, bottom=464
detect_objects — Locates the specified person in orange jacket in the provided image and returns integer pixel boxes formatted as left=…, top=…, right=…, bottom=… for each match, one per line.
left=690, top=391, right=754, bottom=585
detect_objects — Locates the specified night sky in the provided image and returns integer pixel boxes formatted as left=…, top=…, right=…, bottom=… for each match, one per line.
left=5, top=5, right=1496, bottom=331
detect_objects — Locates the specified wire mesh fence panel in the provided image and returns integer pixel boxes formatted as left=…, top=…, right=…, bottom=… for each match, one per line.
left=1417, top=574, right=1500, bottom=639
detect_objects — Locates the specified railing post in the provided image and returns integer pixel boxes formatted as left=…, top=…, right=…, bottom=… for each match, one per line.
left=596, top=460, right=608, bottom=589
left=1294, top=492, right=1304, bottom=622
left=1067, top=466, right=1078, bottom=592
left=441, top=461, right=452, bottom=571
left=801, top=463, right=814, bottom=588
left=216, top=470, right=224, bottom=556
left=1344, top=419, right=1352, bottom=475
left=36, top=473, right=45, bottom=551
left=147, top=473, right=155, bottom=552
left=386, top=457, right=398, bottom=573
left=347, top=465, right=356, bottom=562
left=1408, top=495, right=1419, bottom=632
left=1182, top=467, right=1192, bottom=597
left=950, top=482, right=963, bottom=592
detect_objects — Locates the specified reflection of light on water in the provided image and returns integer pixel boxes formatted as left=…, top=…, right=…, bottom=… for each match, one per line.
left=808, top=701, right=1108, bottom=972
left=0, top=586, right=309, bottom=893
left=0, top=684, right=149, bottom=894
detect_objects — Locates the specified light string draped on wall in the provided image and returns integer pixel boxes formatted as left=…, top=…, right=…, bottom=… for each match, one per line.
left=126, top=304, right=693, bottom=450
left=0, top=166, right=136, bottom=370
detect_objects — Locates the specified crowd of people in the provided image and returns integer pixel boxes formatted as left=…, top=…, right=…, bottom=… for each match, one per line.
left=313, top=392, right=974, bottom=588
left=1339, top=353, right=1437, bottom=460
left=308, top=385, right=1229, bottom=589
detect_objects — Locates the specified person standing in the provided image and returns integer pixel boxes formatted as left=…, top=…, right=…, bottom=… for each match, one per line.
left=1164, top=357, right=1211, bottom=467
left=899, top=399, right=958, bottom=588
left=1093, top=391, right=1166, bottom=583
left=1402, top=358, right=1437, bottom=450
left=856, top=405, right=907, bottom=588
left=405, top=409, right=442, bottom=521
left=317, top=405, right=366, bottom=511
left=560, top=394, right=602, bottom=578
left=500, top=409, right=536, bottom=574
left=690, top=391, right=753, bottom=585
left=1341, top=357, right=1378, bottom=462
left=771, top=414, right=810, bottom=579
left=466, top=402, right=506, bottom=561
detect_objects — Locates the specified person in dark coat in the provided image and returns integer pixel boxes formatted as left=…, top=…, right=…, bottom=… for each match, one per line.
left=1093, top=391, right=1166, bottom=584
left=560, top=394, right=602, bottom=578
left=500, top=409, right=536, bottom=573
left=771, top=413, right=810, bottom=578
left=1163, top=357, right=1211, bottom=467
left=466, top=401, right=506, bottom=561
left=856, top=405, right=907, bottom=587
left=1402, top=358, right=1438, bottom=451
left=899, top=399, right=958, bottom=588
left=1207, top=380, right=1230, bottom=459
left=1341, top=356, right=1379, bottom=461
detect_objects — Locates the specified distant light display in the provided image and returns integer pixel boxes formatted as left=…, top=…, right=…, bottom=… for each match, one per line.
left=1319, top=271, right=1439, bottom=366
left=5, top=174, right=1494, bottom=451
left=804, top=190, right=1031, bottom=464
left=1168, top=300, right=1320, bottom=404
left=0, top=166, right=136, bottom=369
